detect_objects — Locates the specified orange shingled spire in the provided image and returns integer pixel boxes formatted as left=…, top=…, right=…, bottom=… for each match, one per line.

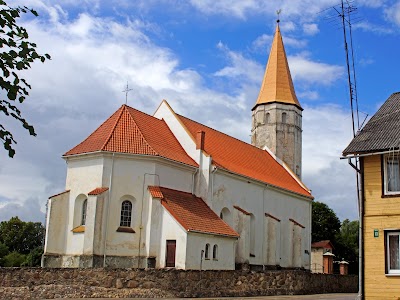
left=253, top=23, right=301, bottom=110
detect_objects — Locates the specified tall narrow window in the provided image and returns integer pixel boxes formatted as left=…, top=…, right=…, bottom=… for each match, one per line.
left=213, top=244, right=218, bottom=260
left=266, top=113, right=270, bottom=124
left=282, top=112, right=287, bottom=123
left=387, top=231, right=400, bottom=274
left=81, top=199, right=87, bottom=225
left=205, top=243, right=210, bottom=259
left=120, top=200, right=132, bottom=227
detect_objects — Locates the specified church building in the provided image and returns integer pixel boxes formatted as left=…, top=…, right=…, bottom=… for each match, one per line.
left=43, top=23, right=313, bottom=270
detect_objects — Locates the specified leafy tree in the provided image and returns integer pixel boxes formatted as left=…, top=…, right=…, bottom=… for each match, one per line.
left=312, top=201, right=341, bottom=243
left=1, top=251, right=26, bottom=267
left=0, top=0, right=50, bottom=157
left=0, top=241, right=8, bottom=257
left=22, top=246, right=43, bottom=267
left=335, top=219, right=359, bottom=262
left=0, top=216, right=45, bottom=254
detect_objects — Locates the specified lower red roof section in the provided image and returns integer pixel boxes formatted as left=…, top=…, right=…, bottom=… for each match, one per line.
left=148, top=186, right=239, bottom=238
left=88, top=187, right=109, bottom=196
left=177, top=114, right=312, bottom=198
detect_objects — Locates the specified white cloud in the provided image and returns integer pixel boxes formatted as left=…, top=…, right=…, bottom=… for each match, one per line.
left=252, top=34, right=272, bottom=52
left=384, top=1, right=400, bottom=27
left=302, top=105, right=358, bottom=220
left=288, top=53, right=344, bottom=85
left=353, top=21, right=394, bottom=34
left=303, top=23, right=319, bottom=36
left=214, top=42, right=264, bottom=84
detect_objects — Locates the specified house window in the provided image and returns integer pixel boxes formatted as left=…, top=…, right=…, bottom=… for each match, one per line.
left=81, top=199, right=87, bottom=225
left=385, top=155, right=400, bottom=194
left=213, top=245, right=218, bottom=260
left=386, top=231, right=400, bottom=274
left=205, top=243, right=210, bottom=259
left=120, top=200, right=132, bottom=227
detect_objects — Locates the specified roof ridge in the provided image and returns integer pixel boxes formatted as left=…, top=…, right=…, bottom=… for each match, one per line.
left=100, top=105, right=126, bottom=151
left=178, top=113, right=277, bottom=158
left=125, top=106, right=159, bottom=155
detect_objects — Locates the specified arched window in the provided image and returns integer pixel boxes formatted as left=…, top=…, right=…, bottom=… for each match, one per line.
left=266, top=112, right=270, bottom=124
left=220, top=212, right=223, bottom=219
left=120, top=200, right=132, bottom=227
left=282, top=112, right=287, bottom=124
left=213, top=244, right=218, bottom=260
left=205, top=243, right=210, bottom=259
left=81, top=199, right=87, bottom=225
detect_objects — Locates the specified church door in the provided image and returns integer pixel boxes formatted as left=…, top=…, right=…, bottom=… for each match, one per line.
left=166, top=240, right=176, bottom=267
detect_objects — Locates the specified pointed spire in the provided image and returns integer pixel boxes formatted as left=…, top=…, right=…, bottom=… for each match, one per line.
left=253, top=23, right=302, bottom=110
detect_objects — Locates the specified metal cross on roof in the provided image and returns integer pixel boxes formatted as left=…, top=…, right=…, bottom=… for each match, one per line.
left=122, top=82, right=133, bottom=104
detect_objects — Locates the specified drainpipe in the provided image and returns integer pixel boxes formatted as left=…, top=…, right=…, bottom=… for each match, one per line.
left=138, top=173, right=160, bottom=268
left=103, top=153, right=115, bottom=267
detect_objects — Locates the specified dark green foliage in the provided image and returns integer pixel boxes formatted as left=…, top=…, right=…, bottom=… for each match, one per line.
left=312, top=201, right=341, bottom=243
left=0, top=241, right=8, bottom=257
left=22, top=246, right=43, bottom=267
left=0, top=216, right=44, bottom=254
left=0, top=0, right=50, bottom=157
left=312, top=201, right=359, bottom=274
left=1, top=251, right=26, bottom=267
left=335, top=219, right=359, bottom=269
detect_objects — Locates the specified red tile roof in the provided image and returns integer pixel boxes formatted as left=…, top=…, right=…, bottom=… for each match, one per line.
left=177, top=114, right=312, bottom=198
left=148, top=186, right=239, bottom=238
left=148, top=186, right=163, bottom=198
left=64, top=105, right=197, bottom=167
left=311, top=240, right=334, bottom=249
left=88, top=187, right=109, bottom=195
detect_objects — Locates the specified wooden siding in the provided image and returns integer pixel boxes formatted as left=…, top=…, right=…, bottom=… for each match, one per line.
left=363, top=155, right=400, bottom=299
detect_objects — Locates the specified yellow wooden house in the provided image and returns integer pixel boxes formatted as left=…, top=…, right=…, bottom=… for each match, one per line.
left=343, top=92, right=400, bottom=299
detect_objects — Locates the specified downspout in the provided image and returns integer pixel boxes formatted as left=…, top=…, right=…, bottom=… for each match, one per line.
left=348, top=157, right=363, bottom=300
left=138, top=173, right=160, bottom=268
left=359, top=158, right=364, bottom=300
left=103, top=153, right=115, bottom=267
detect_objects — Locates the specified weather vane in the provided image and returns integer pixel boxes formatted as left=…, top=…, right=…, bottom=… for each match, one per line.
left=276, top=9, right=282, bottom=23
left=122, top=82, right=133, bottom=104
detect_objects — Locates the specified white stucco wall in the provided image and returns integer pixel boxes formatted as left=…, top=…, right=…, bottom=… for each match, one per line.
left=44, top=192, right=69, bottom=254
left=185, top=233, right=236, bottom=270
left=61, top=153, right=195, bottom=262
left=158, top=207, right=187, bottom=269
left=210, top=169, right=312, bottom=269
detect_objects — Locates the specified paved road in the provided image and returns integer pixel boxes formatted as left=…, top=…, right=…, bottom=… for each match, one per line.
left=68, top=294, right=358, bottom=300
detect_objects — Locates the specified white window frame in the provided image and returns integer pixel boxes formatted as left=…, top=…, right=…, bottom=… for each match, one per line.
left=386, top=231, right=400, bottom=275
left=384, top=154, right=400, bottom=195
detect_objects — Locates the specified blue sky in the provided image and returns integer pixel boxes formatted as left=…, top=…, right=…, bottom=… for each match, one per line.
left=1, top=0, right=400, bottom=223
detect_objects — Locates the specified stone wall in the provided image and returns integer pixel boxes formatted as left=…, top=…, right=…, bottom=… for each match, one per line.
left=0, top=268, right=358, bottom=299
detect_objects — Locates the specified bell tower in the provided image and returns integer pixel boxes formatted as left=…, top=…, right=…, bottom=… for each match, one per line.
left=251, top=21, right=303, bottom=178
